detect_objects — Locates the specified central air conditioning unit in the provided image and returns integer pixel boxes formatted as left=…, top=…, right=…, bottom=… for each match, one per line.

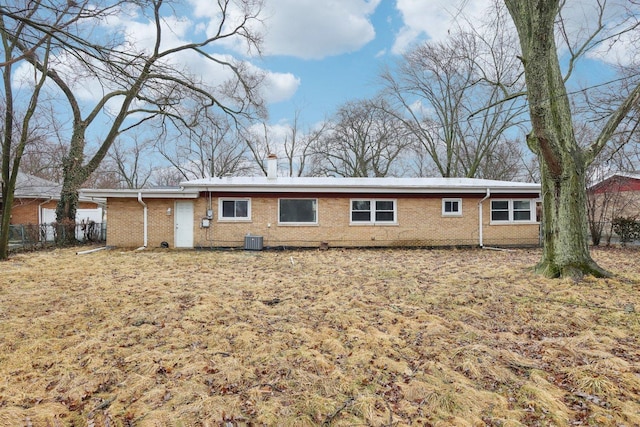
left=244, top=235, right=264, bottom=251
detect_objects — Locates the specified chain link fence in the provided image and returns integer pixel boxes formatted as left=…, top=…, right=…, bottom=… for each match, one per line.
left=7, top=222, right=106, bottom=251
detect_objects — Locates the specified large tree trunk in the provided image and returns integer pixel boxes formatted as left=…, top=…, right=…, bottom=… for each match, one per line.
left=535, top=148, right=607, bottom=278
left=0, top=191, right=14, bottom=260
left=55, top=127, right=91, bottom=244
left=506, top=0, right=608, bottom=278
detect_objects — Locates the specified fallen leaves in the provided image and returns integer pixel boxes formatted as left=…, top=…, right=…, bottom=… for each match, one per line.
left=0, top=246, right=638, bottom=425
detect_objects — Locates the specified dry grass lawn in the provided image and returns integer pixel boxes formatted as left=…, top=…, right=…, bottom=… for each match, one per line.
left=0, top=246, right=639, bottom=426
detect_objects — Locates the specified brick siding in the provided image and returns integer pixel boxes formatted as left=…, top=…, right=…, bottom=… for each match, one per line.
left=105, top=195, right=540, bottom=249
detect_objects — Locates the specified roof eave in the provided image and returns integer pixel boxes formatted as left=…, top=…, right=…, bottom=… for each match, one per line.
left=189, top=184, right=540, bottom=194
left=79, top=189, right=199, bottom=199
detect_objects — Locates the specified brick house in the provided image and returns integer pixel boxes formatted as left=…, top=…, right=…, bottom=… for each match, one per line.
left=2, top=172, right=104, bottom=240
left=588, top=172, right=640, bottom=243
left=589, top=172, right=640, bottom=217
left=80, top=159, right=541, bottom=249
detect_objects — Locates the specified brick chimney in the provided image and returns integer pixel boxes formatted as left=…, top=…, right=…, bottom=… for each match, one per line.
left=267, top=153, right=277, bottom=179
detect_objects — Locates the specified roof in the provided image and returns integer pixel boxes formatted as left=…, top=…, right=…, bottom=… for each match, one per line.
left=12, top=172, right=62, bottom=198
left=183, top=176, right=540, bottom=194
left=3, top=172, right=106, bottom=204
left=80, top=176, right=540, bottom=198
left=589, top=172, right=640, bottom=192
left=79, top=187, right=200, bottom=199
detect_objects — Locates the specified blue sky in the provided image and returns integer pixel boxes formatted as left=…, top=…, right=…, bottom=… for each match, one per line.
left=241, top=0, right=500, bottom=131
left=246, top=0, right=635, bottom=131
left=258, top=1, right=405, bottom=127
left=16, top=0, right=635, bottom=157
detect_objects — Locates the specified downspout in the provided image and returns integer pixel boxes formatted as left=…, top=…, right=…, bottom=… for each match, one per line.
left=478, top=188, right=490, bottom=247
left=137, top=192, right=147, bottom=250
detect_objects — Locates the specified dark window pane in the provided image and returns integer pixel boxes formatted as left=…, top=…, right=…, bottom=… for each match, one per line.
left=514, top=211, right=531, bottom=221
left=235, top=200, right=248, bottom=218
left=444, top=200, right=459, bottom=213
left=491, top=210, right=509, bottom=221
left=280, top=199, right=316, bottom=223
left=513, top=200, right=530, bottom=210
left=491, top=201, right=509, bottom=210
left=352, top=200, right=370, bottom=211
left=222, top=200, right=235, bottom=217
left=376, top=211, right=395, bottom=222
left=352, top=211, right=371, bottom=222
left=376, top=201, right=394, bottom=211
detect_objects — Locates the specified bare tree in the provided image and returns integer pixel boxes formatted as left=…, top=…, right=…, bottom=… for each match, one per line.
left=108, top=135, right=154, bottom=188
left=157, top=112, right=254, bottom=180
left=239, top=113, right=327, bottom=177
left=313, top=98, right=413, bottom=177
left=2, top=0, right=266, bottom=248
left=381, top=24, right=527, bottom=179
left=504, top=0, right=640, bottom=277
left=17, top=135, right=65, bottom=182
left=149, top=167, right=183, bottom=188
left=281, top=109, right=327, bottom=177
left=83, top=159, right=122, bottom=189
left=1, top=0, right=66, bottom=258
left=241, top=122, right=279, bottom=176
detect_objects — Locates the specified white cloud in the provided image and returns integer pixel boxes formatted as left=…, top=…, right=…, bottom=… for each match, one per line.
left=260, top=0, right=381, bottom=59
left=392, top=0, right=493, bottom=53
left=261, top=72, right=301, bottom=103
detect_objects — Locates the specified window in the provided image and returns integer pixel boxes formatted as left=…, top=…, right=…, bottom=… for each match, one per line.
left=351, top=200, right=371, bottom=222
left=491, top=199, right=534, bottom=223
left=351, top=199, right=396, bottom=224
left=442, top=198, right=462, bottom=216
left=219, top=199, right=250, bottom=220
left=279, top=199, right=317, bottom=224
left=491, top=200, right=510, bottom=221
left=513, top=200, right=531, bottom=221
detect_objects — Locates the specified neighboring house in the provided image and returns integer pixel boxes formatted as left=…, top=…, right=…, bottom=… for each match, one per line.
left=589, top=172, right=640, bottom=217
left=1, top=172, right=105, bottom=241
left=588, top=172, right=640, bottom=243
left=80, top=158, right=541, bottom=249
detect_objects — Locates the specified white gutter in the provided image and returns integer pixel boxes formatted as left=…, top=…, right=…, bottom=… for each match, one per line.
left=137, top=192, right=148, bottom=250
left=478, top=188, right=491, bottom=247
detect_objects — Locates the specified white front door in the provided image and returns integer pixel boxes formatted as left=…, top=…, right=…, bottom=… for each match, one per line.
left=174, top=201, right=194, bottom=248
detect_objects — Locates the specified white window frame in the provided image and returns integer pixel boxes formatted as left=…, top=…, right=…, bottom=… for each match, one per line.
left=218, top=198, right=251, bottom=221
left=350, top=199, right=397, bottom=225
left=278, top=198, right=318, bottom=225
left=490, top=199, right=535, bottom=224
left=442, top=198, right=462, bottom=216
